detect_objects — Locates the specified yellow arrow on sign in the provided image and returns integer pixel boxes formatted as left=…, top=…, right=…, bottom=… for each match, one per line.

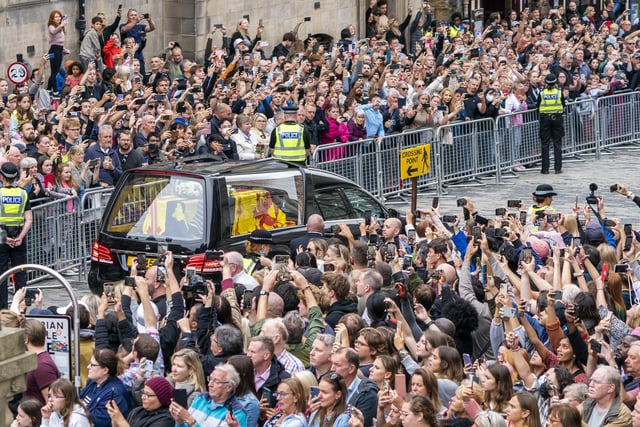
left=400, top=144, right=431, bottom=180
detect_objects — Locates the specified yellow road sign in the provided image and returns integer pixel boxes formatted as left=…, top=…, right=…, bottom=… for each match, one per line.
left=400, top=144, right=431, bottom=179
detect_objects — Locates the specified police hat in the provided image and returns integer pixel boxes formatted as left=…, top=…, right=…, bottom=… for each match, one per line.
left=545, top=73, right=557, bottom=85
left=532, top=184, right=557, bottom=197
left=282, top=106, right=298, bottom=115
left=0, top=162, right=18, bottom=179
left=248, top=229, right=273, bottom=244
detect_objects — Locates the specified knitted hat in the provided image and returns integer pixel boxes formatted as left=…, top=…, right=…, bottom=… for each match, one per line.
left=145, top=376, right=173, bottom=407
left=248, top=229, right=273, bottom=245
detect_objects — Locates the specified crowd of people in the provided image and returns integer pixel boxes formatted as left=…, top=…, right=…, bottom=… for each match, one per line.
left=7, top=179, right=640, bottom=427
left=3, top=1, right=640, bottom=427
left=1, top=0, right=640, bottom=183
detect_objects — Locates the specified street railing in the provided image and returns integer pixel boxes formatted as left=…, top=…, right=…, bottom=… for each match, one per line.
left=310, top=91, right=640, bottom=199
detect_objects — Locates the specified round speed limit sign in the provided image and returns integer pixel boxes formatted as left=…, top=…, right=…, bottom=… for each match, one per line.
left=7, top=62, right=29, bottom=85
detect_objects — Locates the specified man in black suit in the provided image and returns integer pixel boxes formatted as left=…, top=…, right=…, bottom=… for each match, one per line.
left=290, top=214, right=326, bottom=259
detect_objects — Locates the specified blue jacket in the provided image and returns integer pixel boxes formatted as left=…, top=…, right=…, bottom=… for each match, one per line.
left=80, top=376, right=132, bottom=427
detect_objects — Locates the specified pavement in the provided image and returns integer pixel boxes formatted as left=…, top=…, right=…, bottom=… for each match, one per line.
left=22, top=147, right=640, bottom=310
left=386, top=148, right=640, bottom=225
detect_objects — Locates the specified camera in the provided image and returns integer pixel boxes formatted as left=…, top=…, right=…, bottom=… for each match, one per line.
left=586, top=183, right=598, bottom=205
left=182, top=271, right=207, bottom=308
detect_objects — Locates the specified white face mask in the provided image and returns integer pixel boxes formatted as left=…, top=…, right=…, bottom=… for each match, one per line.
left=486, top=95, right=494, bottom=103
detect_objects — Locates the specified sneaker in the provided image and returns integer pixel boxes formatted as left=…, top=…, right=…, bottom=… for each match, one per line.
left=513, top=165, right=526, bottom=172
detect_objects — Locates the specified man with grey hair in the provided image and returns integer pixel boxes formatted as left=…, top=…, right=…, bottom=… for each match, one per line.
left=356, top=268, right=383, bottom=325
left=260, top=317, right=304, bottom=374
left=581, top=365, right=631, bottom=426
left=182, top=324, right=244, bottom=378
left=170, top=363, right=248, bottom=426
left=224, top=251, right=258, bottom=290
left=289, top=213, right=326, bottom=258
left=84, top=124, right=122, bottom=186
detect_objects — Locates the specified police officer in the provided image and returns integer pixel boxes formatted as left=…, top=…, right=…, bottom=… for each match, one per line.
left=269, top=106, right=311, bottom=164
left=243, top=229, right=273, bottom=275
left=537, top=73, right=565, bottom=174
left=0, top=162, right=32, bottom=309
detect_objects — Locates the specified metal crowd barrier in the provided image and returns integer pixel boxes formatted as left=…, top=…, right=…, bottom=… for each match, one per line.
left=21, top=187, right=112, bottom=284
left=311, top=90, right=640, bottom=200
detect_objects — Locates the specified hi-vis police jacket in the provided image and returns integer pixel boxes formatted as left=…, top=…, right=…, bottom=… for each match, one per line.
left=272, top=122, right=308, bottom=162
left=538, top=88, right=564, bottom=114
left=0, top=186, right=28, bottom=227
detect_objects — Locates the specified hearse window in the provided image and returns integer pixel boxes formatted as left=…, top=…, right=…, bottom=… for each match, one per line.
left=105, top=175, right=204, bottom=241
left=315, top=187, right=385, bottom=220
left=226, top=172, right=303, bottom=236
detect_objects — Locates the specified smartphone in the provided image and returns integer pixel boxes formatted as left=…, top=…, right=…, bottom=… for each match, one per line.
left=386, top=243, right=396, bottom=259
left=274, top=255, right=289, bottom=265
left=124, top=276, right=136, bottom=287
left=258, top=18, right=263, bottom=27
left=432, top=197, right=439, bottom=209
left=110, top=388, right=115, bottom=402
left=610, top=184, right=620, bottom=192
left=624, top=223, right=633, bottom=251
left=519, top=211, right=527, bottom=226
left=442, top=215, right=457, bottom=223
left=462, top=353, right=472, bottom=366
left=472, top=226, right=482, bottom=241
left=143, top=13, right=150, bottom=19
left=554, top=290, right=563, bottom=300
left=262, top=387, right=272, bottom=405
left=154, top=94, right=164, bottom=102
left=369, top=234, right=378, bottom=244
left=495, top=208, right=506, bottom=216
left=507, top=199, right=522, bottom=208
left=402, top=255, right=412, bottom=270
left=407, top=229, right=416, bottom=243
left=137, top=254, right=147, bottom=269
left=503, top=307, right=515, bottom=318
left=214, top=23, right=224, bottom=29
left=331, top=224, right=341, bottom=234
left=364, top=209, right=372, bottom=226
left=173, top=388, right=188, bottom=408
left=144, top=359, right=153, bottom=378
left=456, top=198, right=467, bottom=207
left=304, top=16, right=312, bottom=22
left=115, top=104, right=128, bottom=111
left=522, top=247, right=532, bottom=261
left=590, top=340, right=602, bottom=353
left=481, top=264, right=487, bottom=285
left=25, top=289, right=38, bottom=306
left=574, top=236, right=582, bottom=246
left=133, top=98, right=145, bottom=105
left=310, top=386, right=320, bottom=399
left=367, top=244, right=376, bottom=258
left=324, top=263, right=335, bottom=272
left=395, top=374, right=406, bottom=398
left=243, top=290, right=253, bottom=310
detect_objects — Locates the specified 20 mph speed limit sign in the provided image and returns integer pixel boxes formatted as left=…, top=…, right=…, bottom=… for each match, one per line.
left=7, top=62, right=29, bottom=85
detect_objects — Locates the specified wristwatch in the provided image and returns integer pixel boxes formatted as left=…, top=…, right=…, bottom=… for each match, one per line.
left=259, top=289, right=269, bottom=296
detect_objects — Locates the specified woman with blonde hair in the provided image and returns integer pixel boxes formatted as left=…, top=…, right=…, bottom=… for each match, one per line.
left=230, top=17, right=262, bottom=52
left=168, top=349, right=206, bottom=407
left=250, top=113, right=270, bottom=152
left=232, top=114, right=263, bottom=160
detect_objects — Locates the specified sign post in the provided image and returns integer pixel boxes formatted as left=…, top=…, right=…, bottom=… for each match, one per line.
left=399, top=144, right=431, bottom=212
left=6, top=61, right=30, bottom=85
